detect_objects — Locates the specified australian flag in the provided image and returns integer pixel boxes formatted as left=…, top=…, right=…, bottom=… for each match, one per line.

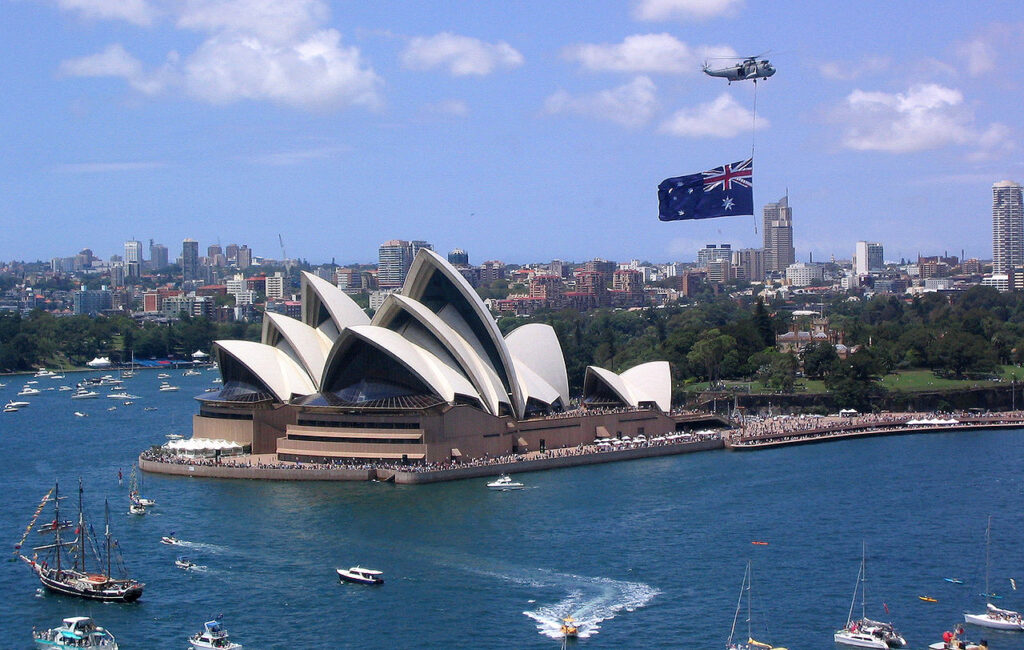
left=658, top=158, right=753, bottom=221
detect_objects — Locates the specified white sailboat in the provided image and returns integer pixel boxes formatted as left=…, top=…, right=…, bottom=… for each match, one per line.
left=727, top=561, right=788, bottom=650
left=964, top=516, right=1024, bottom=631
left=835, top=543, right=907, bottom=648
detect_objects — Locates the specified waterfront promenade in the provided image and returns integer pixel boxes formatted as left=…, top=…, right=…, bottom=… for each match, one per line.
left=728, top=410, right=1024, bottom=449
left=140, top=432, right=724, bottom=484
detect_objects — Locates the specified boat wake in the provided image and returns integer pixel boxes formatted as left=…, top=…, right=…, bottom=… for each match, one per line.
left=176, top=540, right=228, bottom=553
left=521, top=573, right=659, bottom=639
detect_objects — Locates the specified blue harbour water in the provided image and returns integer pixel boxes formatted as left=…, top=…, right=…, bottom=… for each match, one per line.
left=2, top=369, right=1024, bottom=649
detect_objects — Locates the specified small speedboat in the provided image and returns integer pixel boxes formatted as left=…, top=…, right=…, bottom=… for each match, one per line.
left=337, top=566, right=384, bottom=585
left=175, top=556, right=196, bottom=570
left=929, top=626, right=988, bottom=649
left=32, top=616, right=118, bottom=648
left=487, top=474, right=525, bottom=490
left=189, top=618, right=242, bottom=650
left=560, top=616, right=579, bottom=638
left=73, top=412, right=87, bottom=418
left=128, top=502, right=146, bottom=516
left=161, top=535, right=181, bottom=545
left=158, top=383, right=180, bottom=392
left=18, top=387, right=41, bottom=396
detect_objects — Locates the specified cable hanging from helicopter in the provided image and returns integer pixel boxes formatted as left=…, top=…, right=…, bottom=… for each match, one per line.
left=701, top=54, right=775, bottom=163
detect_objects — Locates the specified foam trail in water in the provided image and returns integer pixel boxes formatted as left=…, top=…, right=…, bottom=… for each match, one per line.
left=522, top=573, right=659, bottom=640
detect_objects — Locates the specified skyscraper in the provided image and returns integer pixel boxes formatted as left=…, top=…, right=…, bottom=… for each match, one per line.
left=854, top=241, right=884, bottom=275
left=124, top=240, right=143, bottom=265
left=150, top=243, right=168, bottom=270
left=182, top=238, right=200, bottom=282
left=378, top=240, right=433, bottom=287
left=993, top=180, right=1023, bottom=274
left=763, top=195, right=795, bottom=273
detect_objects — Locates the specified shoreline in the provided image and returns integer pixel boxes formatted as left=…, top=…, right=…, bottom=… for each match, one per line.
left=140, top=437, right=724, bottom=484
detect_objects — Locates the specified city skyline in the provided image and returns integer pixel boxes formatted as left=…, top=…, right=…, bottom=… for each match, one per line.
left=2, top=1, right=1022, bottom=264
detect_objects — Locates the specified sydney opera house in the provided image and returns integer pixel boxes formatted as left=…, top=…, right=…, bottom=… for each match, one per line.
left=194, top=250, right=683, bottom=464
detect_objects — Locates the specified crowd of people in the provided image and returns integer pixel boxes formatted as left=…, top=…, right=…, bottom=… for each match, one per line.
left=731, top=410, right=1024, bottom=447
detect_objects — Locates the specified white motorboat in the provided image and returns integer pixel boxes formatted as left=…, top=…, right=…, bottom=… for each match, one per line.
left=175, top=556, right=196, bottom=570
left=34, top=369, right=55, bottom=377
left=183, top=369, right=201, bottom=376
left=965, top=516, right=1024, bottom=631
left=157, top=373, right=170, bottom=379
left=58, top=385, right=72, bottom=391
left=73, top=412, right=87, bottom=418
left=18, top=387, right=41, bottom=396
left=337, top=566, right=384, bottom=585
left=929, top=626, right=988, bottom=649
left=835, top=544, right=906, bottom=648
left=159, top=383, right=180, bottom=392
left=32, top=616, right=118, bottom=648
left=7, top=400, right=30, bottom=408
left=70, top=389, right=99, bottom=400
left=4, top=405, right=20, bottom=413
left=106, top=393, right=139, bottom=399
left=128, top=502, right=146, bottom=516
left=190, top=618, right=242, bottom=650
left=487, top=474, right=525, bottom=490
left=160, top=534, right=181, bottom=545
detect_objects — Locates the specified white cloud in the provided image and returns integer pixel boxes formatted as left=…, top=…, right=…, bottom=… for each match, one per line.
left=177, top=0, right=329, bottom=43
left=659, top=93, right=765, bottom=138
left=955, top=38, right=996, bottom=77
left=834, top=83, right=1009, bottom=155
left=544, top=76, right=658, bottom=128
left=633, top=0, right=743, bottom=21
left=55, top=0, right=383, bottom=111
left=816, top=56, right=890, bottom=81
left=401, top=32, right=523, bottom=76
left=248, top=145, right=348, bottom=166
left=59, top=44, right=168, bottom=94
left=57, top=0, right=157, bottom=26
left=562, top=33, right=735, bottom=74
left=184, top=29, right=382, bottom=110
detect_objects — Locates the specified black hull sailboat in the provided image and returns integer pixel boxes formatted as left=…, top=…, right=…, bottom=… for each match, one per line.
left=15, top=479, right=144, bottom=603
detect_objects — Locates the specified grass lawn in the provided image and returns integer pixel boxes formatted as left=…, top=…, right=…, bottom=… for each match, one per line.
left=691, top=367, right=1024, bottom=395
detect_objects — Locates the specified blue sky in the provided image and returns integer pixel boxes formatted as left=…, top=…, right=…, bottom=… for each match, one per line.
left=1, top=0, right=1021, bottom=266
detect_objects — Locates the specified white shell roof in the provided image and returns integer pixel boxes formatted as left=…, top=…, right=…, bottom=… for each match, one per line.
left=261, top=312, right=333, bottom=389
left=300, top=271, right=370, bottom=340
left=512, top=359, right=562, bottom=408
left=585, top=361, right=672, bottom=412
left=505, top=323, right=569, bottom=407
left=373, top=294, right=510, bottom=415
left=621, top=361, right=672, bottom=412
left=324, top=325, right=480, bottom=405
left=214, top=340, right=317, bottom=402
left=403, top=249, right=525, bottom=417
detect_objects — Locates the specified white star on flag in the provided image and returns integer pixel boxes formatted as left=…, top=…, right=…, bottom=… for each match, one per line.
left=722, top=196, right=734, bottom=210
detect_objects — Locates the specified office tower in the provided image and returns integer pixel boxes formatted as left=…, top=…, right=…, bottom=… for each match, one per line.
left=993, top=180, right=1023, bottom=273
left=378, top=240, right=433, bottom=287
left=763, top=195, right=795, bottom=273
left=124, top=240, right=143, bottom=265
left=149, top=243, right=168, bottom=270
left=225, top=244, right=239, bottom=264
left=696, top=244, right=732, bottom=268
left=732, top=248, right=765, bottom=281
left=448, top=248, right=469, bottom=266
left=236, top=245, right=252, bottom=269
left=854, top=241, right=884, bottom=275
left=266, top=272, right=285, bottom=300
left=182, top=238, right=200, bottom=282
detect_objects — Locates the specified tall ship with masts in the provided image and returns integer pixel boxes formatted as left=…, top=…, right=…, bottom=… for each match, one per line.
left=14, top=479, right=144, bottom=602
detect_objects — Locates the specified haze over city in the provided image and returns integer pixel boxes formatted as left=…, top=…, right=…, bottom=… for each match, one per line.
left=1, top=0, right=1022, bottom=264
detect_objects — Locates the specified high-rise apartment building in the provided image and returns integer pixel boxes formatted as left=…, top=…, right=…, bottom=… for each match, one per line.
left=124, top=240, right=143, bottom=265
left=732, top=248, right=765, bottom=282
left=447, top=248, right=469, bottom=266
left=854, top=241, right=884, bottom=275
left=696, top=244, right=732, bottom=268
left=993, top=180, right=1023, bottom=274
left=378, top=240, right=433, bottom=287
left=763, top=195, right=795, bottom=273
left=236, top=245, right=252, bottom=269
left=182, top=238, right=200, bottom=282
left=265, top=272, right=285, bottom=300
left=149, top=242, right=168, bottom=270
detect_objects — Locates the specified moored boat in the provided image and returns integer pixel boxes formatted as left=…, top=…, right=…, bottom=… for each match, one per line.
left=929, top=625, right=988, bottom=649
left=964, top=516, right=1024, bottom=631
left=727, top=561, right=788, bottom=650
left=32, top=616, right=117, bottom=648
left=189, top=618, right=242, bottom=649
left=15, top=480, right=144, bottom=603
left=337, top=566, right=384, bottom=585
left=835, top=543, right=906, bottom=648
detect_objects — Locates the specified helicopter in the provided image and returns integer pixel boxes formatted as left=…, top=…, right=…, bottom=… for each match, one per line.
left=702, top=56, right=775, bottom=84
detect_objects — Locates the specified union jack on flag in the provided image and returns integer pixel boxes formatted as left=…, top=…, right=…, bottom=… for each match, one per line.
left=657, top=157, right=754, bottom=221
left=702, top=158, right=752, bottom=192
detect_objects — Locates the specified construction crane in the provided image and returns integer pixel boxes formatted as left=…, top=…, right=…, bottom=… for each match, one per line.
left=278, top=234, right=291, bottom=271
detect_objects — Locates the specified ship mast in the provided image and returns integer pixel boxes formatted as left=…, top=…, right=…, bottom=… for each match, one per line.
left=77, top=478, right=86, bottom=573
left=54, top=481, right=62, bottom=572
left=105, top=499, right=112, bottom=579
